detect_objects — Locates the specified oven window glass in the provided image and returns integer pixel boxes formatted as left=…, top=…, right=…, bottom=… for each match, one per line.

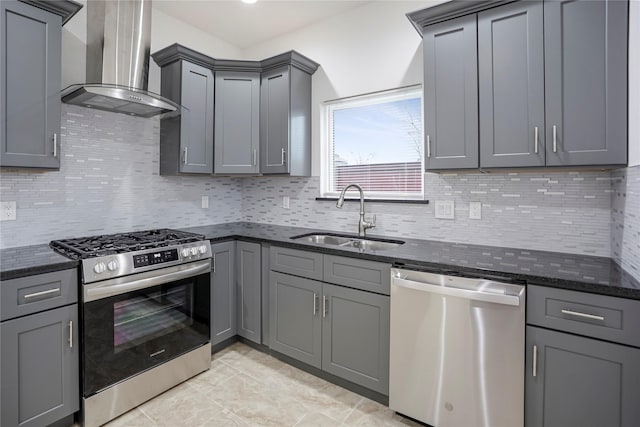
left=113, top=285, right=193, bottom=352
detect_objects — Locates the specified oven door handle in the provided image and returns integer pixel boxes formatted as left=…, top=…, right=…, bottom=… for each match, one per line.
left=84, top=260, right=211, bottom=302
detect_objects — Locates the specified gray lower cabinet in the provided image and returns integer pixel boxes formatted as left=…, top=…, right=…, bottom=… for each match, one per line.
left=154, top=46, right=215, bottom=175
left=269, top=271, right=323, bottom=368
left=544, top=0, right=628, bottom=166
left=0, top=0, right=62, bottom=169
left=423, top=14, right=478, bottom=170
left=525, top=326, right=640, bottom=427
left=214, top=71, right=260, bottom=174
left=236, top=241, right=262, bottom=344
left=1, top=304, right=79, bottom=427
left=321, top=283, right=389, bottom=394
left=478, top=1, right=545, bottom=168
left=210, top=241, right=236, bottom=346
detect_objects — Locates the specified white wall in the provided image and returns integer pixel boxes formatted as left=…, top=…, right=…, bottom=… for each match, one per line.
left=242, top=1, right=442, bottom=176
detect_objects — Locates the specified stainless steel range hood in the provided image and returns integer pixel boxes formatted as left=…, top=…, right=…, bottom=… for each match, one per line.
left=62, top=0, right=178, bottom=118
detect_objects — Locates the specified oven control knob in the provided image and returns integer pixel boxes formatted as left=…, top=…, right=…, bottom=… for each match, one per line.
left=190, top=247, right=198, bottom=256
left=181, top=248, right=191, bottom=258
left=199, top=245, right=207, bottom=254
left=107, top=260, right=119, bottom=271
left=93, top=262, right=107, bottom=274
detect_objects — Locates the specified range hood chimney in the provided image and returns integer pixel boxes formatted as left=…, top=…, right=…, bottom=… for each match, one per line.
left=62, top=0, right=178, bottom=118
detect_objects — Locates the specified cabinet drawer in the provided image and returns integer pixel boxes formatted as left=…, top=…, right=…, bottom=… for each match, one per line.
left=527, top=285, right=640, bottom=347
left=270, top=246, right=323, bottom=281
left=1, top=269, right=77, bottom=321
left=323, top=255, right=390, bottom=295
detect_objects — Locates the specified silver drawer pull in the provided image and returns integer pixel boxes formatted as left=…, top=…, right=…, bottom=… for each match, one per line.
left=53, top=133, right=58, bottom=157
left=183, top=147, right=188, bottom=165
left=313, top=293, right=318, bottom=315
left=534, top=126, right=539, bottom=154
left=323, top=296, right=328, bottom=318
left=281, top=148, right=286, bottom=165
left=552, top=125, right=557, bottom=153
left=23, top=288, right=60, bottom=300
left=561, top=309, right=604, bottom=321
left=426, top=135, right=431, bottom=158
left=68, top=320, right=73, bottom=348
left=532, top=344, right=537, bottom=377
left=150, top=349, right=166, bottom=358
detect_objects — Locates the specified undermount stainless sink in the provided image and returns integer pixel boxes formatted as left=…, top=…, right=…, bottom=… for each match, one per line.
left=291, top=233, right=405, bottom=251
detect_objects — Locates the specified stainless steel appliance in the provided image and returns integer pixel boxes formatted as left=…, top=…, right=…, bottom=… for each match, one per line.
left=50, top=229, right=212, bottom=427
left=389, top=268, right=526, bottom=427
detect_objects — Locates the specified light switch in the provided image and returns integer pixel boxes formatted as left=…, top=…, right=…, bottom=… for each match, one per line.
left=201, top=196, right=209, bottom=209
left=435, top=200, right=454, bottom=219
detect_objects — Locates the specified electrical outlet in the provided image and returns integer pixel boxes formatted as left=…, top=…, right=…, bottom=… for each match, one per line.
left=469, top=201, right=482, bottom=220
left=435, top=200, right=454, bottom=219
left=201, top=196, right=209, bottom=209
left=282, top=196, right=290, bottom=209
left=0, top=201, right=17, bottom=221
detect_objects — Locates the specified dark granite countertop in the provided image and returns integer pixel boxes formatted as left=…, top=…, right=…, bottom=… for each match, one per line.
left=2, top=222, right=639, bottom=300
left=181, top=222, right=640, bottom=300
left=0, top=244, right=79, bottom=281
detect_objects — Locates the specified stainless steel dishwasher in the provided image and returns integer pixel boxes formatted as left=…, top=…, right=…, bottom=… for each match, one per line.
left=389, top=268, right=526, bottom=427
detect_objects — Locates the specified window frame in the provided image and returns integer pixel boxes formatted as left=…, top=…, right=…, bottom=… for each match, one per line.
left=320, top=85, right=425, bottom=201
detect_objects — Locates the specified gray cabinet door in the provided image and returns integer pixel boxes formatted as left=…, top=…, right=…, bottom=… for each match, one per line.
left=0, top=0, right=61, bottom=169
left=1, top=304, right=79, bottom=427
left=269, top=271, right=322, bottom=368
left=180, top=61, right=215, bottom=174
left=525, top=326, right=640, bottom=427
left=322, top=283, right=390, bottom=394
left=544, top=0, right=628, bottom=166
left=236, top=241, right=261, bottom=344
left=211, top=241, right=236, bottom=346
left=260, top=66, right=290, bottom=175
left=478, top=1, right=545, bottom=168
left=215, top=71, right=260, bottom=174
left=423, top=14, right=478, bottom=170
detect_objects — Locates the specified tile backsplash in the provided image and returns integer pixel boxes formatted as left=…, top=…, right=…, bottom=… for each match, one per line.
left=0, top=104, right=630, bottom=267
left=242, top=172, right=613, bottom=257
left=0, top=105, right=243, bottom=248
left=612, top=165, right=640, bottom=280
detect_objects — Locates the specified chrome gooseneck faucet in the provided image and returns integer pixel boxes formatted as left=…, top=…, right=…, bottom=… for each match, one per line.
left=336, top=184, right=376, bottom=237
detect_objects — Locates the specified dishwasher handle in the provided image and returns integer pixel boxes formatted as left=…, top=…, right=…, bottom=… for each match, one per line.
left=392, top=276, right=523, bottom=306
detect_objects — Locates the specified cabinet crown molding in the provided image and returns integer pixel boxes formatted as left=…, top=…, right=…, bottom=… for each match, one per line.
left=19, top=0, right=82, bottom=25
left=152, top=44, right=319, bottom=75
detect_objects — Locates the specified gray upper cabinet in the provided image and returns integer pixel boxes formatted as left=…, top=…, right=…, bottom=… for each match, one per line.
left=214, top=71, right=260, bottom=174
left=0, top=0, right=73, bottom=169
left=153, top=45, right=215, bottom=175
left=526, top=326, right=640, bottom=427
left=411, top=0, right=629, bottom=170
left=236, top=241, right=262, bottom=344
left=544, top=0, right=628, bottom=166
left=423, top=14, right=479, bottom=170
left=478, top=1, right=545, bottom=168
left=211, top=241, right=236, bottom=346
left=260, top=66, right=292, bottom=174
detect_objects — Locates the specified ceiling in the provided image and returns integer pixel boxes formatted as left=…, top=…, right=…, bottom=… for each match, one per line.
left=153, top=0, right=373, bottom=50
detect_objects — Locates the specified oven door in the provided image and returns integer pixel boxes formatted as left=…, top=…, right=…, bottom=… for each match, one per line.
left=82, top=259, right=211, bottom=397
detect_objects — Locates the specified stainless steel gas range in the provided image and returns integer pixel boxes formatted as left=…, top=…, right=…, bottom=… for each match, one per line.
left=50, top=229, right=212, bottom=427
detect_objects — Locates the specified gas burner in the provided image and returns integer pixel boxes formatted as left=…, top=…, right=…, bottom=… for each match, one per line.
left=50, top=229, right=204, bottom=260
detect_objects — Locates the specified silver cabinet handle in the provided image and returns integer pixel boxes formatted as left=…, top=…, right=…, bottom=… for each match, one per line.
left=23, top=287, right=60, bottom=300
left=532, top=345, right=537, bottom=377
left=534, top=126, right=539, bottom=154
left=426, top=135, right=431, bottom=158
left=183, top=147, right=188, bottom=165
left=313, top=293, right=318, bottom=315
left=323, top=295, right=328, bottom=318
left=252, top=149, right=257, bottom=166
left=53, top=133, right=58, bottom=157
left=212, top=254, right=216, bottom=272
left=68, top=320, right=73, bottom=348
left=561, top=309, right=604, bottom=321
left=281, top=148, right=286, bottom=165
left=552, top=125, right=557, bottom=153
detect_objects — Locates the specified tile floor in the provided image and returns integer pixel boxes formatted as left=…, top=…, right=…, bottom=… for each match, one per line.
left=102, top=342, right=422, bottom=427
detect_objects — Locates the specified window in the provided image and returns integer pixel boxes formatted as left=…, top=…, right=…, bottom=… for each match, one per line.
left=321, top=86, right=424, bottom=200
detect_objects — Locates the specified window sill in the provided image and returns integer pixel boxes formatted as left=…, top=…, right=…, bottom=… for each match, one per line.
left=315, top=197, right=429, bottom=205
